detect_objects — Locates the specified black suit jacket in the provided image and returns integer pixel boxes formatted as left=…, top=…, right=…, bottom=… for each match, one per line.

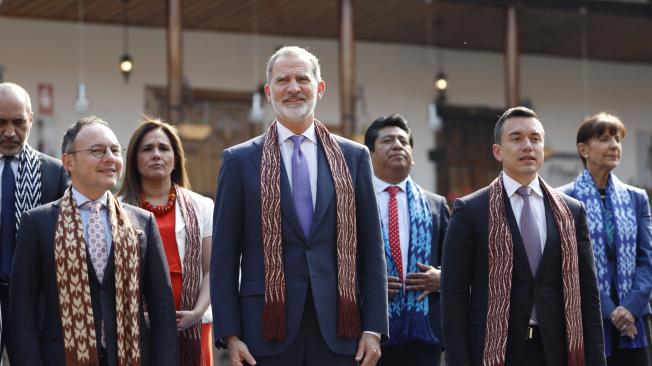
left=423, top=191, right=450, bottom=345
left=441, top=185, right=605, bottom=366
left=9, top=198, right=178, bottom=366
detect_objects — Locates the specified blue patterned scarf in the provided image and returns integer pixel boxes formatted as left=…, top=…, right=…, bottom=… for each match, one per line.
left=572, top=169, right=646, bottom=354
left=381, top=177, right=437, bottom=345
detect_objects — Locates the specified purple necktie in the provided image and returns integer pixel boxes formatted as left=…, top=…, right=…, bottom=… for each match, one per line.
left=290, top=135, right=313, bottom=237
left=516, top=185, right=542, bottom=322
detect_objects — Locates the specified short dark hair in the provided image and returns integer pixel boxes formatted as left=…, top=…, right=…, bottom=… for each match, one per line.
left=118, top=117, right=191, bottom=205
left=61, top=116, right=110, bottom=154
left=576, top=111, right=626, bottom=166
left=364, top=114, right=413, bottom=152
left=494, top=106, right=538, bottom=144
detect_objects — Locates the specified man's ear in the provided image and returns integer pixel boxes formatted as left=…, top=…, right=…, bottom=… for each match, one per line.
left=264, top=84, right=271, bottom=102
left=492, top=143, right=503, bottom=162
left=317, top=80, right=325, bottom=99
left=62, top=153, right=74, bottom=173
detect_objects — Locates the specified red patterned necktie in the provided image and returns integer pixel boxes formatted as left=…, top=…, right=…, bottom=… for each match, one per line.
left=385, top=186, right=403, bottom=281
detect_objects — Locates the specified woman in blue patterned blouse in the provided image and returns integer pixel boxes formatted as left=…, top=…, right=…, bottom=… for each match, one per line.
left=559, top=112, right=652, bottom=365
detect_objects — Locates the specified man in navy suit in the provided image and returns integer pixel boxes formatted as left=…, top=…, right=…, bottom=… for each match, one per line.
left=10, top=117, right=178, bottom=366
left=441, top=107, right=605, bottom=366
left=365, top=114, right=449, bottom=366
left=211, top=46, right=388, bottom=366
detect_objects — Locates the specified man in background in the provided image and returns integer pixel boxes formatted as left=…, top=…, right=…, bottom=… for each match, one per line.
left=365, top=114, right=449, bottom=366
left=0, top=82, right=68, bottom=362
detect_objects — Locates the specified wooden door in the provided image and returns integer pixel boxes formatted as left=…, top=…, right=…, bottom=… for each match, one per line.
left=434, top=105, right=502, bottom=204
left=145, top=87, right=262, bottom=198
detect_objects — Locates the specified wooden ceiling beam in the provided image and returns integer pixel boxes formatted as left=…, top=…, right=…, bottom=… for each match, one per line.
left=438, top=0, right=652, bottom=18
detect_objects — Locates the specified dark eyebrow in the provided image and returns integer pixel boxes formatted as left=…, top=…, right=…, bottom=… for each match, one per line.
left=141, top=142, right=171, bottom=148
left=88, top=144, right=120, bottom=149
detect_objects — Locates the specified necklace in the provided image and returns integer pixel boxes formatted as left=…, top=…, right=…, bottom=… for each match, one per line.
left=140, top=186, right=177, bottom=217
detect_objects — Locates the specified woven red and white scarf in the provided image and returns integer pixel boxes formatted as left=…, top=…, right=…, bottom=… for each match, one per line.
left=176, top=186, right=203, bottom=366
left=54, top=187, right=141, bottom=365
left=483, top=173, right=584, bottom=366
left=259, top=120, right=361, bottom=341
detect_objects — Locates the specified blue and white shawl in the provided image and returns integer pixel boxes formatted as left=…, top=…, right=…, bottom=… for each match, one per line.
left=572, top=169, right=646, bottom=354
left=381, top=177, right=437, bottom=345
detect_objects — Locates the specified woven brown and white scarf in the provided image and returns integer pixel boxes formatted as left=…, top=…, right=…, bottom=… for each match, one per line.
left=176, top=186, right=203, bottom=366
left=483, top=173, right=585, bottom=366
left=54, top=187, right=141, bottom=365
left=260, top=120, right=360, bottom=341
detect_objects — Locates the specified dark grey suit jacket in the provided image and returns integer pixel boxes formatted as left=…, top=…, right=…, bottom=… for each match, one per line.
left=211, top=133, right=388, bottom=357
left=9, top=197, right=178, bottom=366
left=35, top=152, right=69, bottom=205
left=441, top=184, right=605, bottom=366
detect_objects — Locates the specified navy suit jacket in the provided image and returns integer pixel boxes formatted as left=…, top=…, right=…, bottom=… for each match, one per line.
left=441, top=184, right=605, bottom=366
left=9, top=198, right=178, bottom=366
left=211, top=132, right=388, bottom=357
left=559, top=180, right=652, bottom=320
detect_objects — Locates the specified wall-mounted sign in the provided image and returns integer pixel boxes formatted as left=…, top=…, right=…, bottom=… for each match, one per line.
left=37, top=83, right=54, bottom=116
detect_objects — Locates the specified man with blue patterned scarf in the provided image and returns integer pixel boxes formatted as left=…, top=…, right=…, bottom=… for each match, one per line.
left=365, top=114, right=450, bottom=366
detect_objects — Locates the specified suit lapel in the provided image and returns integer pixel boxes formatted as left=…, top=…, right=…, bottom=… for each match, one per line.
left=249, top=136, right=264, bottom=173
left=538, top=194, right=560, bottom=275
left=310, top=140, right=335, bottom=236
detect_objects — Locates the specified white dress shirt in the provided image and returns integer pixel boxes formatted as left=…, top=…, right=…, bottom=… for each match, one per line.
left=502, top=173, right=547, bottom=252
left=374, top=176, right=409, bottom=281
left=276, top=121, right=318, bottom=209
left=0, top=156, right=19, bottom=219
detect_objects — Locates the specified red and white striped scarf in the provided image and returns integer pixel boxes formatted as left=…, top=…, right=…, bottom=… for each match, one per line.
left=484, top=173, right=584, bottom=366
left=259, top=120, right=361, bottom=341
left=176, top=186, right=203, bottom=366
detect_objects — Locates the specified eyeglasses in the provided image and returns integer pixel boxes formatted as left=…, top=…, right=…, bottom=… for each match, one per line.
left=67, top=145, right=125, bottom=159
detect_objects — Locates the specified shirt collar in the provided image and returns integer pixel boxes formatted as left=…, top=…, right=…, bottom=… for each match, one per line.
left=276, top=120, right=317, bottom=145
left=71, top=187, right=109, bottom=208
left=374, top=176, right=408, bottom=195
left=502, top=172, right=543, bottom=198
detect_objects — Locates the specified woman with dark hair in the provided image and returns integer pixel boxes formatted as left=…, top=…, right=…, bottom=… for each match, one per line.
left=120, top=118, right=213, bottom=365
left=559, top=112, right=652, bottom=365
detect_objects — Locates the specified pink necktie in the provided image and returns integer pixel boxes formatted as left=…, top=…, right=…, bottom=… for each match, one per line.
left=85, top=200, right=109, bottom=282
